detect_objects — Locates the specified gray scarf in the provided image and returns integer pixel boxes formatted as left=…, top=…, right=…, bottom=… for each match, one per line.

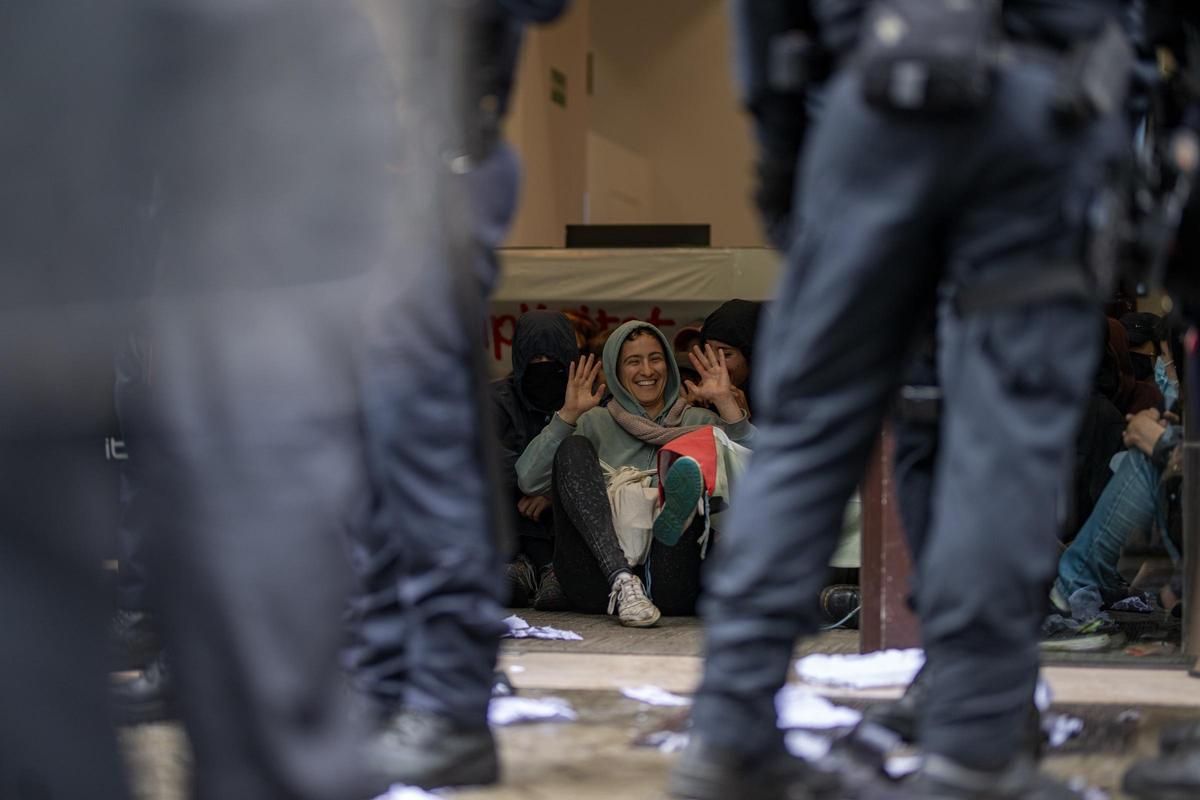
left=607, top=397, right=709, bottom=447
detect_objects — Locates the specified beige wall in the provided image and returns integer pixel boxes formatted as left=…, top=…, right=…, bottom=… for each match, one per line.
left=586, top=0, right=762, bottom=247
left=503, top=0, right=591, bottom=247
left=504, top=0, right=765, bottom=248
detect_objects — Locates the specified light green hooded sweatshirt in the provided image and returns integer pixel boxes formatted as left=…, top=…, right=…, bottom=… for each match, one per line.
left=515, top=320, right=756, bottom=496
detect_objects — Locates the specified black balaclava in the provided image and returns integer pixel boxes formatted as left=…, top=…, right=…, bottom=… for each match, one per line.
left=521, top=361, right=568, bottom=413
left=512, top=310, right=580, bottom=413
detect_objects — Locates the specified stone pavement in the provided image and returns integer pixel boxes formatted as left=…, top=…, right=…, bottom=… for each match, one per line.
left=120, top=611, right=1199, bottom=800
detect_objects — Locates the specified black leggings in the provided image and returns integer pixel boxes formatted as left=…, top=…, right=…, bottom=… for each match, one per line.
left=551, top=436, right=705, bottom=616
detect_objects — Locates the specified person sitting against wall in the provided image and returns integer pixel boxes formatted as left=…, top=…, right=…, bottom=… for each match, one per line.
left=1107, top=317, right=1164, bottom=416
left=696, top=299, right=762, bottom=416
left=515, top=320, right=755, bottom=627
left=491, top=311, right=578, bottom=609
left=1054, top=404, right=1184, bottom=613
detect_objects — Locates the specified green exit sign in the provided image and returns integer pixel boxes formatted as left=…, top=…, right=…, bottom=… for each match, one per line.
left=550, top=67, right=566, bottom=107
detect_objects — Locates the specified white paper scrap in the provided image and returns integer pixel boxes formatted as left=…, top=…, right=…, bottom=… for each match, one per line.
left=1044, top=713, right=1084, bottom=749
left=1068, top=777, right=1110, bottom=800
left=795, top=649, right=925, bottom=690
left=488, top=695, right=577, bottom=726
left=502, top=615, right=583, bottom=641
left=775, top=685, right=862, bottom=730
left=640, top=730, right=691, bottom=754
left=375, top=786, right=440, bottom=800
left=784, top=730, right=833, bottom=761
left=621, top=685, right=692, bottom=707
left=885, top=755, right=923, bottom=779
left=517, top=625, right=582, bottom=641
left=1035, top=678, right=1053, bottom=713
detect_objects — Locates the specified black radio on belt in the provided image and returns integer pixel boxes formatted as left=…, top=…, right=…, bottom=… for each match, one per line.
left=857, top=0, right=1001, bottom=114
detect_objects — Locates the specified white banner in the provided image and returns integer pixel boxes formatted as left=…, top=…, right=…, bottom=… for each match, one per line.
left=487, top=247, right=780, bottom=375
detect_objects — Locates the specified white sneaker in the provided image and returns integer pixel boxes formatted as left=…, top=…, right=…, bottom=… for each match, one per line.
left=607, top=573, right=661, bottom=628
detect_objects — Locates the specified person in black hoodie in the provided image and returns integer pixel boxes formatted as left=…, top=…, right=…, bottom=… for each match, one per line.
left=698, top=299, right=763, bottom=416
left=492, top=310, right=579, bottom=607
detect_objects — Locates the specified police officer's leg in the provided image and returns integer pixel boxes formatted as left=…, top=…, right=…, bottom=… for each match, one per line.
left=919, top=298, right=1096, bottom=772
left=689, top=70, right=945, bottom=761
left=357, top=147, right=516, bottom=736
left=140, top=2, right=397, bottom=796
left=148, top=283, right=384, bottom=800
left=916, top=61, right=1106, bottom=773
left=0, top=1, right=143, bottom=795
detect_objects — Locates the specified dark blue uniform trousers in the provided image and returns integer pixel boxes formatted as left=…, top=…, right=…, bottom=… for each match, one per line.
left=691, top=59, right=1116, bottom=770
left=344, top=143, right=518, bottom=727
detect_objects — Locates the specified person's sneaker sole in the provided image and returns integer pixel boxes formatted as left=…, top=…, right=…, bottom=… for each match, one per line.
left=1039, top=631, right=1126, bottom=652
left=619, top=606, right=661, bottom=628
left=654, top=457, right=704, bottom=547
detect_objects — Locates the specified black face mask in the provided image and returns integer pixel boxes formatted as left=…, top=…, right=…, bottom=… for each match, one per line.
left=521, top=362, right=568, bottom=413
left=1130, top=352, right=1154, bottom=382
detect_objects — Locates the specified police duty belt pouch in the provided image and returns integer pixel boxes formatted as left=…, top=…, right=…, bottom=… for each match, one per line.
left=858, top=0, right=1001, bottom=114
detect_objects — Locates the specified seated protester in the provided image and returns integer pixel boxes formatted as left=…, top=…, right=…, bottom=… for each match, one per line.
left=516, top=320, right=755, bottom=627
left=491, top=311, right=578, bottom=607
left=1054, top=407, right=1183, bottom=610
left=1106, top=317, right=1164, bottom=415
left=697, top=299, right=763, bottom=416
left=1122, top=311, right=1163, bottom=385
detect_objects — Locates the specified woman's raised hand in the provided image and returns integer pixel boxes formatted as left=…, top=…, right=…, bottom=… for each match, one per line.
left=686, top=344, right=742, bottom=422
left=558, top=354, right=606, bottom=425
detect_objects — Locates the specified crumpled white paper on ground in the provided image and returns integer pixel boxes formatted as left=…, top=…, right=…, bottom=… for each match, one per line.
left=503, top=614, right=583, bottom=641
left=795, top=649, right=925, bottom=690
left=784, top=730, right=833, bottom=761
left=1044, top=713, right=1085, bottom=748
left=375, top=786, right=440, bottom=800
left=884, top=755, right=923, bottom=779
left=775, top=685, right=863, bottom=730
left=1068, top=777, right=1111, bottom=800
left=488, top=695, right=577, bottom=726
left=639, top=730, right=691, bottom=754
left=621, top=685, right=692, bottom=707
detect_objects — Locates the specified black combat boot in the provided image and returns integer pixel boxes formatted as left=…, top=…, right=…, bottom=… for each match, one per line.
left=858, top=664, right=928, bottom=744
left=369, top=708, right=498, bottom=790
left=666, top=735, right=842, bottom=800
left=858, top=755, right=1083, bottom=800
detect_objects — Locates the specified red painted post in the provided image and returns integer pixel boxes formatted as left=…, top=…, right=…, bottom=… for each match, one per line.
left=859, top=427, right=921, bottom=653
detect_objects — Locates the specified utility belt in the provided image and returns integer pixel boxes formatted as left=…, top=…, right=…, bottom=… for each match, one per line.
left=851, top=0, right=1132, bottom=123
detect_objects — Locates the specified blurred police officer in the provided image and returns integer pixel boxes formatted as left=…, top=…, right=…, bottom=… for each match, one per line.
left=670, top=2, right=1134, bottom=798
left=345, top=0, right=569, bottom=790
left=3, top=1, right=405, bottom=797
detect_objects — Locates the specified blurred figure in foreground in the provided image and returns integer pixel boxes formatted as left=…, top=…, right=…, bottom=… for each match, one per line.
left=671, top=2, right=1133, bottom=799
left=343, top=0, right=569, bottom=790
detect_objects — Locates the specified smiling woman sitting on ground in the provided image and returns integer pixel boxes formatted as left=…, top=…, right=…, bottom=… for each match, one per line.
left=515, top=320, right=756, bottom=627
